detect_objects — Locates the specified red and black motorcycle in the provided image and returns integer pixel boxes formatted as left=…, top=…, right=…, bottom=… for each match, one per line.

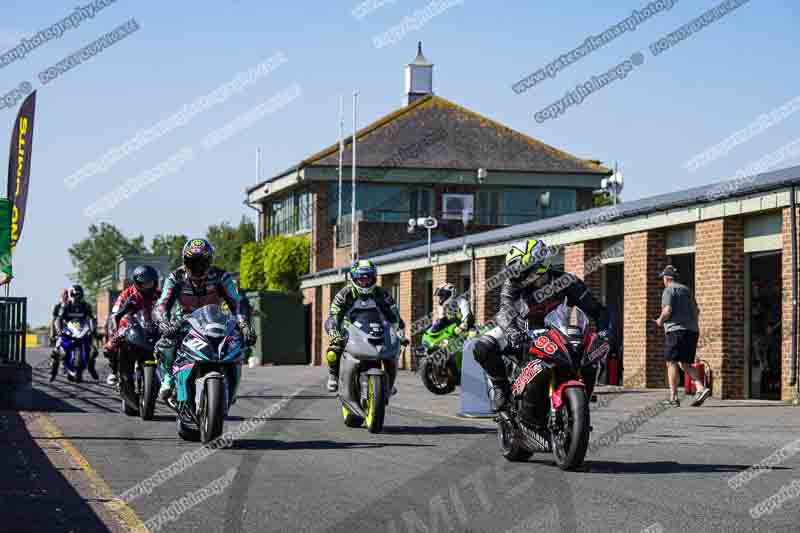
left=496, top=301, right=611, bottom=470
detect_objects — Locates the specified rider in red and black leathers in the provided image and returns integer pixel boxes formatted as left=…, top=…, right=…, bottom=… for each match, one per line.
left=473, top=239, right=613, bottom=412
left=103, top=265, right=160, bottom=385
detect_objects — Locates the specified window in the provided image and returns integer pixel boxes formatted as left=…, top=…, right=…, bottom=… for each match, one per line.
left=328, top=184, right=434, bottom=224
left=476, top=189, right=576, bottom=226
left=268, top=189, right=314, bottom=236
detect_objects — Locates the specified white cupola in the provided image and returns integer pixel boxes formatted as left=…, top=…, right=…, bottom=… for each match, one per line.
left=404, top=41, right=433, bottom=106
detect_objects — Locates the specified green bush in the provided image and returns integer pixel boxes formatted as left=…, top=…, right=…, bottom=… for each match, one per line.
left=240, top=242, right=266, bottom=290
left=239, top=235, right=309, bottom=292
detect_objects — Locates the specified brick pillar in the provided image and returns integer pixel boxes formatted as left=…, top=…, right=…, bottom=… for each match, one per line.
left=432, top=262, right=462, bottom=298
left=399, top=269, right=428, bottom=369
left=696, top=218, right=745, bottom=399
left=473, top=256, right=506, bottom=326
left=781, top=207, right=799, bottom=402
left=312, top=184, right=333, bottom=273
left=623, top=231, right=667, bottom=388
left=564, top=240, right=602, bottom=301
left=303, top=287, right=322, bottom=366
left=319, top=284, right=334, bottom=367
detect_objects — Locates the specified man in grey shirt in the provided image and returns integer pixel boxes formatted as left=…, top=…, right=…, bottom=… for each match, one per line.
left=654, top=265, right=710, bottom=407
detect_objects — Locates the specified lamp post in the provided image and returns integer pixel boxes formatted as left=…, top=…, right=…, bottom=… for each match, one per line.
left=601, top=163, right=624, bottom=205
left=408, top=216, right=438, bottom=263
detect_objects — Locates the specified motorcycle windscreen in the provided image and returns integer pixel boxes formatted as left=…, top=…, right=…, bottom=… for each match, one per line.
left=186, top=304, right=237, bottom=338
left=543, top=300, right=589, bottom=338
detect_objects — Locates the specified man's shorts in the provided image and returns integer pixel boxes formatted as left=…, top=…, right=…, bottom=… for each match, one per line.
left=665, top=330, right=699, bottom=363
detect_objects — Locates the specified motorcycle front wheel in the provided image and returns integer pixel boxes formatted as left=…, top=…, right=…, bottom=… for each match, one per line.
left=418, top=357, right=457, bottom=395
left=365, top=374, right=386, bottom=434
left=550, top=387, right=590, bottom=471
left=200, top=378, right=225, bottom=444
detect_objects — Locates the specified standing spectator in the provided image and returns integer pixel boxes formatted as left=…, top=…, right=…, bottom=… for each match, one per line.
left=654, top=265, right=710, bottom=407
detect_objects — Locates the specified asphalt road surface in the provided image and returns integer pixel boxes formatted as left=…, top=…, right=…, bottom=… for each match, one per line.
left=8, top=347, right=800, bottom=533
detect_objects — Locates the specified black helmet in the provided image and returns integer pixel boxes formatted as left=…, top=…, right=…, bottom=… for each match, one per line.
left=434, top=283, right=456, bottom=307
left=69, top=284, right=84, bottom=302
left=182, top=238, right=214, bottom=278
left=132, top=265, right=159, bottom=295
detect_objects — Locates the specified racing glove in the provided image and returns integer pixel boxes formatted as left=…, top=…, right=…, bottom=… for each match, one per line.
left=237, top=317, right=257, bottom=347
left=508, top=330, right=529, bottom=351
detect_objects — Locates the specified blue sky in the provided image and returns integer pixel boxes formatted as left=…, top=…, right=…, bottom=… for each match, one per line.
left=1, top=0, right=797, bottom=325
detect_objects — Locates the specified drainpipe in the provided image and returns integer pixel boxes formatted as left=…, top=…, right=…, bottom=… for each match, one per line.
left=243, top=199, right=263, bottom=241
left=790, top=186, right=798, bottom=396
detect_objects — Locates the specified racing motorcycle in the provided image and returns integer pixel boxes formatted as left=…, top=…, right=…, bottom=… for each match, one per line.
left=338, top=299, right=403, bottom=434
left=58, top=318, right=94, bottom=383
left=117, top=310, right=160, bottom=420
left=163, top=304, right=244, bottom=443
left=493, top=300, right=611, bottom=470
left=416, top=322, right=472, bottom=395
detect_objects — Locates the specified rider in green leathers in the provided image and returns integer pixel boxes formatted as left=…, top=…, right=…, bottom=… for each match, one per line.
left=324, top=259, right=405, bottom=392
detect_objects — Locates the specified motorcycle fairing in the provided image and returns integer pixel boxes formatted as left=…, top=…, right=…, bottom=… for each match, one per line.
left=550, top=379, right=585, bottom=411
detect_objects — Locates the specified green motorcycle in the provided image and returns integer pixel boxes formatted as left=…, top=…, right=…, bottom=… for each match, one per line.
left=416, top=322, right=472, bottom=395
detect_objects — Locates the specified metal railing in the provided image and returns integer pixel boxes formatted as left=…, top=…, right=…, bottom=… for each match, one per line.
left=0, top=297, right=27, bottom=364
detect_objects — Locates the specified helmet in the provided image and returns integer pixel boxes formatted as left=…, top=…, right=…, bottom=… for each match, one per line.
left=68, top=284, right=84, bottom=302
left=505, top=239, right=550, bottom=282
left=434, top=283, right=456, bottom=307
left=182, top=238, right=214, bottom=278
left=350, top=259, right=377, bottom=296
left=132, top=265, right=159, bottom=295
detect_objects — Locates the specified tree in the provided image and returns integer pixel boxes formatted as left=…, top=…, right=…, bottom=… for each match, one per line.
left=239, top=235, right=309, bottom=292
left=68, top=223, right=146, bottom=299
left=206, top=217, right=256, bottom=274
left=151, top=233, right=188, bottom=270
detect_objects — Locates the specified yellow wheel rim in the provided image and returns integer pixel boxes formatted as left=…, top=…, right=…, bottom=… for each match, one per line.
left=365, top=378, right=374, bottom=427
left=342, top=405, right=350, bottom=421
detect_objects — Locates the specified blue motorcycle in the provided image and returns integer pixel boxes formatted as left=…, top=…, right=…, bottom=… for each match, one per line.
left=59, top=318, right=94, bottom=383
left=164, top=304, right=244, bottom=443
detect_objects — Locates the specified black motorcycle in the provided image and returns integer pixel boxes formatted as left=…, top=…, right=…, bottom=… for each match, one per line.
left=495, top=301, right=611, bottom=470
left=118, top=310, right=160, bottom=420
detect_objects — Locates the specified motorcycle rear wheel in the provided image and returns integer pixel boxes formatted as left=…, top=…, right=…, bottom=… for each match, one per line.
left=342, top=405, right=364, bottom=428
left=365, top=375, right=386, bottom=434
left=139, top=365, right=157, bottom=421
left=120, top=375, right=139, bottom=416
left=550, top=387, right=590, bottom=471
left=177, top=417, right=201, bottom=442
left=498, top=417, right=533, bottom=462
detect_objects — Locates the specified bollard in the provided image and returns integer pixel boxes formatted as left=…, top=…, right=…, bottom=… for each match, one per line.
left=458, top=338, right=493, bottom=418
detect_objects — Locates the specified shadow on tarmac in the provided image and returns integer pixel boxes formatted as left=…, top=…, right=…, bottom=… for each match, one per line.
left=228, top=438, right=438, bottom=451
left=0, top=411, right=111, bottom=533
left=580, top=460, right=766, bottom=475
left=382, top=425, right=495, bottom=436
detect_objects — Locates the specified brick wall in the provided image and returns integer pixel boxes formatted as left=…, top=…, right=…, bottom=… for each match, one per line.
left=781, top=207, right=799, bottom=401
left=95, top=290, right=115, bottom=335
left=312, top=184, right=334, bottom=273
left=399, top=269, right=428, bottom=369
left=564, top=240, right=602, bottom=299
left=695, top=218, right=745, bottom=399
left=318, top=284, right=334, bottom=366
left=473, top=256, right=506, bottom=326
left=302, top=287, right=322, bottom=366
left=623, top=231, right=666, bottom=388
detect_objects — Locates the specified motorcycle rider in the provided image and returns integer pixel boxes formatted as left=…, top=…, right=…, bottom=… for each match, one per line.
left=324, top=259, right=405, bottom=393
left=154, top=238, right=256, bottom=400
left=430, top=283, right=474, bottom=335
left=473, top=239, right=613, bottom=412
left=49, top=289, right=68, bottom=347
left=51, top=285, right=98, bottom=381
left=103, top=265, right=160, bottom=386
